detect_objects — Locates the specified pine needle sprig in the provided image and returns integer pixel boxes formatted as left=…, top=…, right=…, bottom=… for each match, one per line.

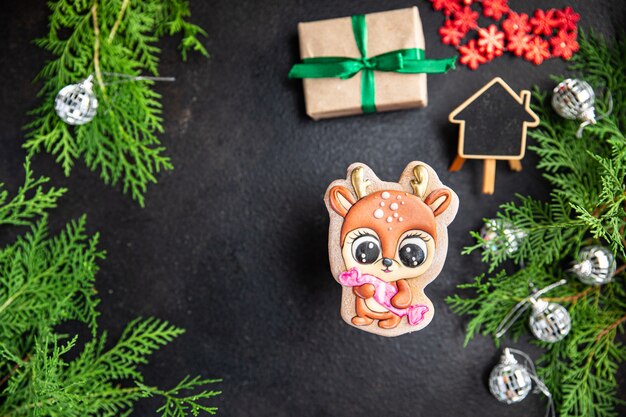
left=0, top=163, right=220, bottom=416
left=2, top=324, right=220, bottom=417
left=81, top=317, right=186, bottom=382
left=0, top=160, right=65, bottom=227
left=447, top=30, right=626, bottom=417
left=446, top=264, right=571, bottom=347
left=157, top=0, right=210, bottom=61
left=25, top=0, right=208, bottom=206
left=0, top=216, right=103, bottom=348
left=142, top=375, right=222, bottom=417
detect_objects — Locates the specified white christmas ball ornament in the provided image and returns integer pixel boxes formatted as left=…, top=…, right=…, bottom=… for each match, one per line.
left=572, top=245, right=616, bottom=285
left=528, top=298, right=571, bottom=343
left=489, top=348, right=532, bottom=404
left=551, top=78, right=596, bottom=124
left=480, top=218, right=526, bottom=254
left=54, top=75, right=98, bottom=125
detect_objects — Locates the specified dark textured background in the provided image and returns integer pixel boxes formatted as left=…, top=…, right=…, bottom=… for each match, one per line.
left=1, top=1, right=625, bottom=416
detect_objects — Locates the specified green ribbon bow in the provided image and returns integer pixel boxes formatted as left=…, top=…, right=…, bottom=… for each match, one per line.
left=288, top=14, right=456, bottom=113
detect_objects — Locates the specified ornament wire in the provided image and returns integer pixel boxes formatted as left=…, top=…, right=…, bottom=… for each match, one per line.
left=576, top=91, right=613, bottom=138
left=495, top=279, right=567, bottom=338
left=508, top=348, right=556, bottom=417
left=507, top=348, right=556, bottom=417
left=101, top=71, right=176, bottom=85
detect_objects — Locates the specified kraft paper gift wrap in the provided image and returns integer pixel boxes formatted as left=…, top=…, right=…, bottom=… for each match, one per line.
left=294, top=7, right=437, bottom=120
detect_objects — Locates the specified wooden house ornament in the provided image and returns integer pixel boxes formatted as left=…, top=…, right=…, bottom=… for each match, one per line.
left=448, top=77, right=540, bottom=194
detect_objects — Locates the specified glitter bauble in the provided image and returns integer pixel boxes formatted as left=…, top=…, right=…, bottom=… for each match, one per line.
left=480, top=218, right=526, bottom=254
left=552, top=78, right=596, bottom=124
left=489, top=348, right=533, bottom=404
left=528, top=298, right=571, bottom=343
left=54, top=75, right=98, bottom=125
left=572, top=245, right=616, bottom=285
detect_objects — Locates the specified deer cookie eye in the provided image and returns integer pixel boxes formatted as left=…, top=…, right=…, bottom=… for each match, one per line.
left=399, top=236, right=428, bottom=268
left=351, top=234, right=381, bottom=264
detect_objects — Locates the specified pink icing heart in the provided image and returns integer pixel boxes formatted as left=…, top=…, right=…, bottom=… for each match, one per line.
left=338, top=267, right=363, bottom=286
left=406, top=305, right=430, bottom=326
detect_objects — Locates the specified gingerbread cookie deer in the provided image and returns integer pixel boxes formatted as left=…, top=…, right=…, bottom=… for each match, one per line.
left=325, top=162, right=458, bottom=336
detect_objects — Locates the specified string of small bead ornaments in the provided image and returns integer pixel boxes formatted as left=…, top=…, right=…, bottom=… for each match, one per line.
left=430, top=0, right=580, bottom=69
left=478, top=219, right=618, bottom=284
left=486, top=280, right=566, bottom=417
left=479, top=220, right=620, bottom=414
left=54, top=73, right=175, bottom=125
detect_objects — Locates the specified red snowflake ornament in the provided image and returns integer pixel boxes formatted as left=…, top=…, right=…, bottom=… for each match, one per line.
left=478, top=25, right=505, bottom=59
left=530, top=9, right=559, bottom=36
left=482, top=0, right=509, bottom=21
left=506, top=31, right=531, bottom=56
left=453, top=6, right=479, bottom=32
left=555, top=6, right=580, bottom=31
left=502, top=12, right=531, bottom=35
left=550, top=30, right=579, bottom=60
left=439, top=19, right=466, bottom=46
left=459, top=40, right=488, bottom=70
left=524, top=36, right=551, bottom=65
left=431, top=0, right=462, bottom=16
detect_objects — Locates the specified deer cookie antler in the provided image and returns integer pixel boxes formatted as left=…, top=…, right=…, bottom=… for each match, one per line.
left=410, top=165, right=429, bottom=199
left=351, top=167, right=371, bottom=200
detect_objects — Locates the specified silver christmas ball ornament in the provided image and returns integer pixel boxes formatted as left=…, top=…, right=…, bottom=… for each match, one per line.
left=54, top=75, right=98, bottom=125
left=572, top=245, right=616, bottom=285
left=552, top=78, right=596, bottom=125
left=528, top=298, right=571, bottom=343
left=489, top=348, right=532, bottom=404
left=480, top=218, right=526, bottom=254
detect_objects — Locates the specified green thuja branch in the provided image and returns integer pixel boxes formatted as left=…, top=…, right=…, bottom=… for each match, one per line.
left=157, top=0, right=209, bottom=61
left=142, top=376, right=221, bottom=417
left=447, top=30, right=626, bottom=417
left=25, top=0, right=208, bottom=207
left=0, top=162, right=220, bottom=416
left=0, top=159, right=65, bottom=227
left=0, top=216, right=102, bottom=344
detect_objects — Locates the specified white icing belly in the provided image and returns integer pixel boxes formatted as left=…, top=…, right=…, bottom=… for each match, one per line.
left=365, top=297, right=389, bottom=313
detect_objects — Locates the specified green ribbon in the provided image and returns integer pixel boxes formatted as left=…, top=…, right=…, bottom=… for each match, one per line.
left=289, top=14, right=456, bottom=113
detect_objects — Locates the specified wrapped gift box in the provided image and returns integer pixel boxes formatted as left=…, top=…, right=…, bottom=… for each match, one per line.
left=290, top=7, right=454, bottom=120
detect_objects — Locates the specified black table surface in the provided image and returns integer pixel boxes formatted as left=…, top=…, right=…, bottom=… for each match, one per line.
left=1, top=1, right=625, bottom=416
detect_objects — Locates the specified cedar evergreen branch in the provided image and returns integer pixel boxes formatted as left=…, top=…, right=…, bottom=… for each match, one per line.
left=25, top=0, right=208, bottom=207
left=447, top=31, right=626, bottom=417
left=0, top=161, right=220, bottom=417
